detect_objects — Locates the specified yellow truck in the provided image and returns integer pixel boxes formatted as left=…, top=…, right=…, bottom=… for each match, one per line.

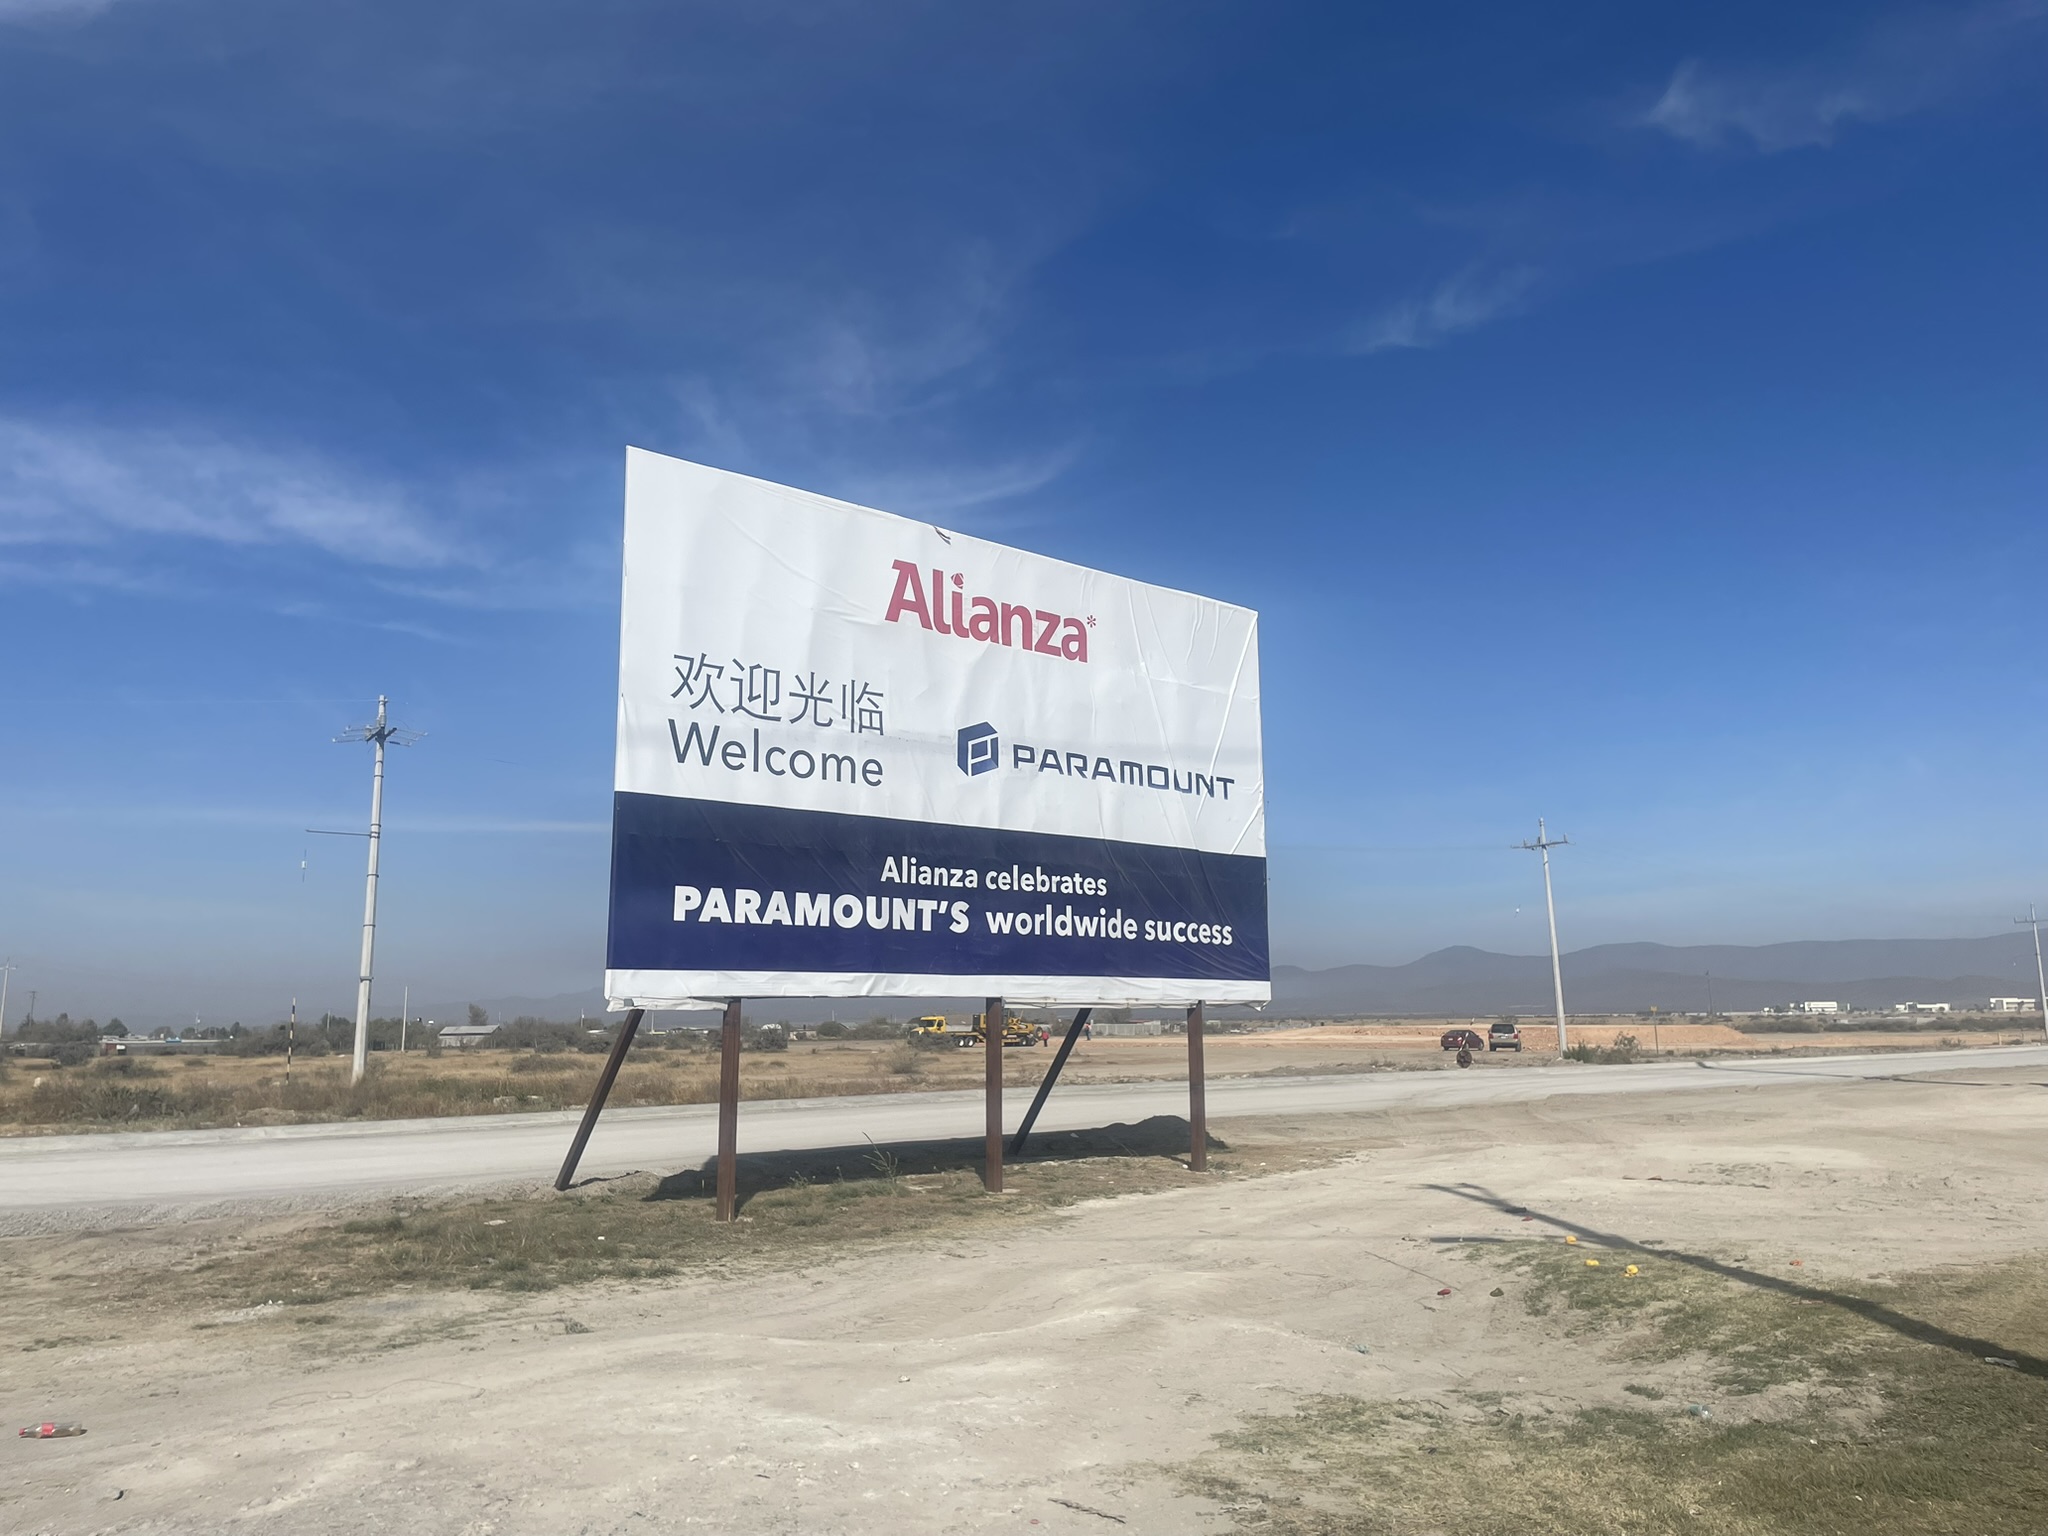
left=909, top=1013, right=1047, bottom=1047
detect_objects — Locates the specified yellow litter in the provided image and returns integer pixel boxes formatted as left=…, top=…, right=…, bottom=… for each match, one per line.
left=1586, top=1259, right=1600, bottom=1267
left=1564, top=1235, right=1578, bottom=1245
left=1625, top=1265, right=1640, bottom=1277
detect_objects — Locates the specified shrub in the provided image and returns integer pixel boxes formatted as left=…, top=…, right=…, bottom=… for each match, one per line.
left=1564, top=1033, right=1643, bottom=1065
left=815, top=1020, right=849, bottom=1039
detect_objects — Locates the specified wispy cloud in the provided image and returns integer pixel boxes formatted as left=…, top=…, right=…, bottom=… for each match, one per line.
left=0, top=0, right=125, bottom=22
left=0, top=416, right=467, bottom=572
left=1347, top=264, right=1538, bottom=355
left=1642, top=2, right=2048, bottom=153
left=838, top=441, right=1088, bottom=523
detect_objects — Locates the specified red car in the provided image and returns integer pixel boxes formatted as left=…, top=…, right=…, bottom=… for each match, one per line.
left=1440, top=1028, right=1486, bottom=1052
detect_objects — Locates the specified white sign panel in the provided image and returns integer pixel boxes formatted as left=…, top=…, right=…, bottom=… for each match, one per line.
left=605, top=448, right=1268, bottom=1007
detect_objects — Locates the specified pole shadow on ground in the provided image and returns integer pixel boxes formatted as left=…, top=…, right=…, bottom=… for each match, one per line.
left=637, top=1115, right=1228, bottom=1214
left=1427, top=1181, right=2048, bottom=1381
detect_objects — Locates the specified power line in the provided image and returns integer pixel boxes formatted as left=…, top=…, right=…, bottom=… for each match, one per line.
left=1516, top=819, right=1572, bottom=1053
left=335, top=696, right=424, bottom=1087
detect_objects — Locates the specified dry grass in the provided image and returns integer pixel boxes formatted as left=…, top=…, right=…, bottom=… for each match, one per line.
left=0, top=1040, right=1054, bottom=1135
left=0, top=1118, right=1329, bottom=1321
left=1176, top=1241, right=2048, bottom=1535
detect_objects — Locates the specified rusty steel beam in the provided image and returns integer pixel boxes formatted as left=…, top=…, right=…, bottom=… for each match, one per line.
left=553, top=1007, right=644, bottom=1191
left=1010, top=1008, right=1093, bottom=1157
left=983, top=995, right=1004, bottom=1192
left=716, top=997, right=742, bottom=1221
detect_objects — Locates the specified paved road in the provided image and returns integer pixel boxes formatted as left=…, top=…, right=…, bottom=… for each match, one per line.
left=4, top=1044, right=2043, bottom=1229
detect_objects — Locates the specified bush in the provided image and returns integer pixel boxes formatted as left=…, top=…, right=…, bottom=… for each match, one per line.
left=741, top=1023, right=788, bottom=1052
left=815, top=1020, right=848, bottom=1039
left=1564, top=1033, right=1643, bottom=1065
left=500, top=1017, right=584, bottom=1052
left=847, top=1018, right=903, bottom=1040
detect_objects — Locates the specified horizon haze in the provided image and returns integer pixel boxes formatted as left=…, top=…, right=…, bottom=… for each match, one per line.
left=2, top=3, right=2044, bottom=1023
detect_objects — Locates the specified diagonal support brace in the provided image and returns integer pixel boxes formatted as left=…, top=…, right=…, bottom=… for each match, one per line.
left=1010, top=1008, right=1092, bottom=1157
left=555, top=1007, right=643, bottom=1190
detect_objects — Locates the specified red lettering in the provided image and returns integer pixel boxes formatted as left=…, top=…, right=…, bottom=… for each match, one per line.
left=886, top=561, right=1092, bottom=662
left=969, top=596, right=999, bottom=642
left=884, top=561, right=932, bottom=629
left=1035, top=610, right=1061, bottom=655
left=1001, top=601, right=1031, bottom=647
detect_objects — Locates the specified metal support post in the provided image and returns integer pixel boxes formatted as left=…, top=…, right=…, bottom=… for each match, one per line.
left=352, top=719, right=385, bottom=1086
left=333, top=696, right=420, bottom=1087
left=554, top=1008, right=644, bottom=1190
left=983, top=995, right=1004, bottom=1192
left=1517, top=819, right=1571, bottom=1053
left=716, top=997, right=742, bottom=1221
left=1188, top=1001, right=1208, bottom=1171
left=2020, top=907, right=2048, bottom=1046
left=1011, top=1008, right=1092, bottom=1156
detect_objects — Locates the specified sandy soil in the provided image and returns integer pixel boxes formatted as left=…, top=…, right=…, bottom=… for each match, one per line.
left=5, top=1061, right=2044, bottom=1534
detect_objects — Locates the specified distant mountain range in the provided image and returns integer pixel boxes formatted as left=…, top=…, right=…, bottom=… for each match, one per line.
left=428, top=932, right=2048, bottom=1025
left=1266, top=934, right=2046, bottom=1017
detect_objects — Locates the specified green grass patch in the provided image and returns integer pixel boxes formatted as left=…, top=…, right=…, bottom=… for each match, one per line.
left=1177, top=1245, right=2048, bottom=1535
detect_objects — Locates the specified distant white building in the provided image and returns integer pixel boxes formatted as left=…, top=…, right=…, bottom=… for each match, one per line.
left=1891, top=1002, right=1951, bottom=1014
left=1794, top=1000, right=1841, bottom=1014
left=1988, top=997, right=2037, bottom=1012
left=437, top=1023, right=501, bottom=1048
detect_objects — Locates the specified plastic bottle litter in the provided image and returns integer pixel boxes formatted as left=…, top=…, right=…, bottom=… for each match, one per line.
left=19, top=1422, right=86, bottom=1439
left=1685, top=1404, right=1711, bottom=1420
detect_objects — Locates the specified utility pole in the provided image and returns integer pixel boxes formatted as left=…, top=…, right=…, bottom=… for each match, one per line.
left=1517, top=819, right=1571, bottom=1053
left=401, top=985, right=409, bottom=1054
left=0, top=959, right=14, bottom=1039
left=2018, top=906, right=2048, bottom=1045
left=336, top=696, right=422, bottom=1087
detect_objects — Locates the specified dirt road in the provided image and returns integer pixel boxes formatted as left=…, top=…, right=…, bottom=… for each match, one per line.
left=4, top=1057, right=2044, bottom=1534
left=3, top=1044, right=2043, bottom=1231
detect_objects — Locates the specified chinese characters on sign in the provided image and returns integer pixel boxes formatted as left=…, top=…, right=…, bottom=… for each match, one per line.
left=672, top=651, right=884, bottom=736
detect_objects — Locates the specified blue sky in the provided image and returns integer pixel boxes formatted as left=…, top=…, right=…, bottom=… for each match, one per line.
left=2, top=1, right=2044, bottom=1024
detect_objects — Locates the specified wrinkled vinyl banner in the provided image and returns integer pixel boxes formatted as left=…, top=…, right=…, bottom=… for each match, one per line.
left=604, top=448, right=1269, bottom=1008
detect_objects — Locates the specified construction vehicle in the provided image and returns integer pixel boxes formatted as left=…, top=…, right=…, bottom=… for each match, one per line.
left=954, top=1012, right=1047, bottom=1048
left=907, top=1013, right=1046, bottom=1047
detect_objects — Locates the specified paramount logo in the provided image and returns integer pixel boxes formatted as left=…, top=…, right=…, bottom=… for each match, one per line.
left=884, top=560, right=1093, bottom=662
left=959, top=722, right=1239, bottom=801
left=956, top=721, right=999, bottom=777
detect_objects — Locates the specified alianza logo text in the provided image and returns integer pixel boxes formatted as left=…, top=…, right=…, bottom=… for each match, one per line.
left=885, top=561, right=1092, bottom=662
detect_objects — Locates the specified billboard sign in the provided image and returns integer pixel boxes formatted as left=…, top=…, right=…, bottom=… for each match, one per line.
left=605, top=449, right=1269, bottom=1007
